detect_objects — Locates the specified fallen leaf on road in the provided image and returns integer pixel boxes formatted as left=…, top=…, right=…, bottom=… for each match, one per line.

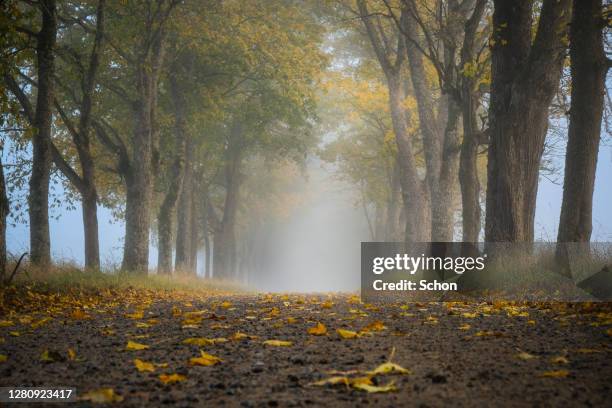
left=516, top=352, right=538, bottom=360
left=308, top=322, right=327, bottom=336
left=126, top=341, right=149, bottom=351
left=550, top=356, right=569, bottom=364
left=337, top=329, right=359, bottom=339
left=352, top=381, right=397, bottom=393
left=263, top=340, right=292, bottom=347
left=367, top=362, right=410, bottom=375
left=134, top=358, right=155, bottom=372
left=159, top=373, right=186, bottom=384
left=540, top=370, right=569, bottom=378
left=189, top=350, right=222, bottom=366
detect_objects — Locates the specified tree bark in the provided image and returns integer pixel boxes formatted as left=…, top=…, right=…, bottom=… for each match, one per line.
left=0, top=153, right=8, bottom=279
left=213, top=124, right=243, bottom=279
left=557, top=0, right=606, bottom=244
left=384, top=159, right=402, bottom=241
left=404, top=10, right=460, bottom=242
left=458, top=0, right=486, bottom=245
left=29, top=0, right=57, bottom=266
left=50, top=0, right=105, bottom=270
left=358, top=1, right=431, bottom=242
left=157, top=72, right=187, bottom=274
left=175, top=145, right=193, bottom=273
left=485, top=0, right=571, bottom=243
left=189, top=187, right=199, bottom=274
left=121, top=30, right=166, bottom=273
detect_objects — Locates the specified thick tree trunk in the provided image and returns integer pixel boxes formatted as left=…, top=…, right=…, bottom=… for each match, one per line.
left=404, top=12, right=458, bottom=242
left=175, top=153, right=193, bottom=273
left=485, top=0, right=570, bottom=243
left=388, top=80, right=431, bottom=242
left=81, top=186, right=99, bottom=270
left=0, top=154, right=8, bottom=279
left=384, top=160, right=402, bottom=241
left=121, top=32, right=166, bottom=273
left=157, top=74, right=187, bottom=274
left=459, top=92, right=481, bottom=243
left=214, top=127, right=243, bottom=279
left=458, top=0, right=486, bottom=245
left=557, top=0, right=606, bottom=244
left=29, top=0, right=57, bottom=266
left=189, top=189, right=199, bottom=274
left=122, top=132, right=152, bottom=273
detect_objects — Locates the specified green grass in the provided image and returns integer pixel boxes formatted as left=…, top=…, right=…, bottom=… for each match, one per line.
left=4, top=262, right=247, bottom=295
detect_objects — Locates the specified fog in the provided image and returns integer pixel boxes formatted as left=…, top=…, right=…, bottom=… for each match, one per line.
left=247, top=159, right=370, bottom=292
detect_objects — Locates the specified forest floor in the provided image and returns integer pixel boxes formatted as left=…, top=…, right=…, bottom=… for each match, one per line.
left=0, top=272, right=611, bottom=407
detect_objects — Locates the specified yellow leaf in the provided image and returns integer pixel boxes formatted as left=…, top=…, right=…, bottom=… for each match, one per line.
left=71, top=309, right=90, bottom=320
left=40, top=350, right=54, bottom=362
left=134, top=358, right=155, bottom=372
left=0, top=354, right=7, bottom=363
left=68, top=348, right=77, bottom=361
left=352, top=381, right=397, bottom=393
left=159, top=373, right=186, bottom=384
left=136, top=322, right=151, bottom=328
left=516, top=352, right=538, bottom=360
left=80, top=388, right=123, bottom=403
left=220, top=301, right=232, bottom=308
left=363, top=321, right=386, bottom=332
left=321, top=301, right=334, bottom=309
left=550, top=356, right=569, bottom=364
left=125, top=311, right=144, bottom=319
left=126, top=341, right=149, bottom=351
left=182, top=337, right=215, bottom=346
left=461, top=312, right=478, bottom=318
left=31, top=317, right=52, bottom=329
left=337, top=329, right=359, bottom=339
left=232, top=332, right=256, bottom=340
left=607, top=328, right=612, bottom=337
left=263, top=340, right=292, bottom=347
left=540, top=370, right=570, bottom=378
left=311, top=376, right=349, bottom=386
left=286, top=317, right=298, bottom=324
left=367, top=362, right=411, bottom=375
left=307, top=322, right=327, bottom=336
left=0, top=320, right=13, bottom=327
left=458, top=324, right=471, bottom=330
left=189, top=350, right=222, bottom=366
left=9, top=331, right=20, bottom=337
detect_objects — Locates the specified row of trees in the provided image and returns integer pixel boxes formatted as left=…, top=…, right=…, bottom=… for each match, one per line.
left=0, top=0, right=610, bottom=279
left=323, top=0, right=610, bottom=251
left=1, top=0, right=325, bottom=277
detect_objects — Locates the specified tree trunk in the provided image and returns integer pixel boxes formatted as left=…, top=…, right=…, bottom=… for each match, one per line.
left=175, top=152, right=193, bottom=273
left=189, top=188, right=199, bottom=275
left=485, top=0, right=570, bottom=243
left=214, top=126, right=243, bottom=279
left=81, top=185, right=99, bottom=270
left=404, top=11, right=459, bottom=242
left=203, top=226, right=211, bottom=278
left=388, top=80, right=431, bottom=242
left=385, top=159, right=402, bottom=241
left=458, top=0, right=486, bottom=245
left=0, top=154, right=8, bottom=279
left=157, top=73, right=187, bottom=274
left=29, top=0, right=57, bottom=266
left=557, top=0, right=606, bottom=243
left=121, top=32, right=166, bottom=273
